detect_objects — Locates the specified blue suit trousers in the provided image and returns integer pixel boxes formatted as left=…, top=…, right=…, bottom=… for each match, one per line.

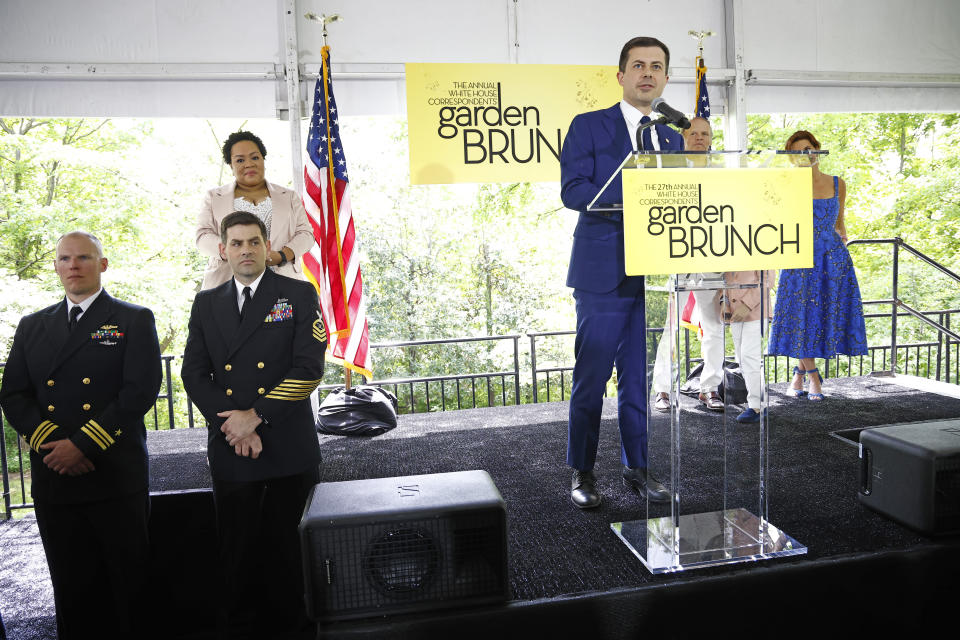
left=567, top=276, right=648, bottom=471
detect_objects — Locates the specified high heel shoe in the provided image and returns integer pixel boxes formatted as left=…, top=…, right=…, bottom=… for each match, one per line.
left=807, top=368, right=825, bottom=401
left=789, top=366, right=808, bottom=397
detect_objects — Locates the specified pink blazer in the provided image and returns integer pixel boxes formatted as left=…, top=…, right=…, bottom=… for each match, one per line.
left=195, top=181, right=316, bottom=290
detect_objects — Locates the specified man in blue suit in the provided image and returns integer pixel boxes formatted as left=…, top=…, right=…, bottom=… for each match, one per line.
left=560, top=36, right=684, bottom=508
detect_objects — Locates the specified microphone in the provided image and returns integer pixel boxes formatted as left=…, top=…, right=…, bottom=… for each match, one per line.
left=651, top=98, right=691, bottom=129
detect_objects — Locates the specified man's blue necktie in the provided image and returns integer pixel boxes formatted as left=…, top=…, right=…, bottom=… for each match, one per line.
left=637, top=115, right=654, bottom=151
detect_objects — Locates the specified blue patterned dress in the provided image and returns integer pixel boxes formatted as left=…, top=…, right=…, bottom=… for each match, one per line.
left=768, top=176, right=868, bottom=358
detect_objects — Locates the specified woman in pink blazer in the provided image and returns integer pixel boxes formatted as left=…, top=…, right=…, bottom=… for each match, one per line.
left=196, top=131, right=315, bottom=290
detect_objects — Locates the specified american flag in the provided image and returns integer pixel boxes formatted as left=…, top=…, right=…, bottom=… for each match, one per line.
left=695, top=55, right=710, bottom=119
left=301, top=45, right=372, bottom=378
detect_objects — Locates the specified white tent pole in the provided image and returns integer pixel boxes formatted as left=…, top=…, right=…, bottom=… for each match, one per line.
left=724, top=0, right=747, bottom=151
left=281, top=0, right=304, bottom=195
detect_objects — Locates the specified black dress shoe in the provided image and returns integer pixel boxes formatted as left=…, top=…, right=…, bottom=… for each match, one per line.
left=622, top=466, right=671, bottom=504
left=571, top=469, right=601, bottom=509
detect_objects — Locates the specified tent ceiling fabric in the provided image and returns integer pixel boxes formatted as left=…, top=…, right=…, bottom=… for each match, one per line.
left=1, top=0, right=959, bottom=118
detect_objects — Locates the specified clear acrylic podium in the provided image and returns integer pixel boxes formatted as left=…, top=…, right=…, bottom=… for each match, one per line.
left=593, top=150, right=815, bottom=573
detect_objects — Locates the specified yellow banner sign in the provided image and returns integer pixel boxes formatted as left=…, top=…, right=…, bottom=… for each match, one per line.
left=405, top=63, right=622, bottom=185
left=623, top=168, right=814, bottom=274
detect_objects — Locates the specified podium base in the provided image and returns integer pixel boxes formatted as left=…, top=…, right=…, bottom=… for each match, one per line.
left=611, top=508, right=806, bottom=574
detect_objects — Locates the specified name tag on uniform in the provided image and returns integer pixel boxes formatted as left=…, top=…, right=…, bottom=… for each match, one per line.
left=265, top=299, right=293, bottom=323
left=91, top=325, right=124, bottom=346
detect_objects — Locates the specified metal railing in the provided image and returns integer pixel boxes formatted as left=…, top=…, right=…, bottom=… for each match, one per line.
left=338, top=335, right=522, bottom=414
left=528, top=306, right=960, bottom=404
left=3, top=238, right=959, bottom=518
left=529, top=238, right=960, bottom=402
left=847, top=237, right=960, bottom=374
left=1, top=334, right=522, bottom=517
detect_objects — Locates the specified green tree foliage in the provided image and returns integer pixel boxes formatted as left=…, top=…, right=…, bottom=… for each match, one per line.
left=0, top=118, right=215, bottom=356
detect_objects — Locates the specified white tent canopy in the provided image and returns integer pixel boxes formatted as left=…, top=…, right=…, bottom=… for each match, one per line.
left=2, top=0, right=960, bottom=151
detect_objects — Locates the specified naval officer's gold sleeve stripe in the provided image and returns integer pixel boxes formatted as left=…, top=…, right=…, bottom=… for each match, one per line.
left=274, top=384, right=317, bottom=393
left=273, top=383, right=320, bottom=392
left=81, top=426, right=109, bottom=450
left=272, top=384, right=317, bottom=392
left=265, top=391, right=312, bottom=400
left=29, top=420, right=49, bottom=448
left=32, top=421, right=57, bottom=450
left=280, top=378, right=322, bottom=385
left=30, top=421, right=58, bottom=451
left=267, top=389, right=300, bottom=398
left=87, top=420, right=115, bottom=445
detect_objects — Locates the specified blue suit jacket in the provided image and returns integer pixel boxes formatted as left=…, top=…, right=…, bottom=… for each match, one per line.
left=561, top=103, right=684, bottom=293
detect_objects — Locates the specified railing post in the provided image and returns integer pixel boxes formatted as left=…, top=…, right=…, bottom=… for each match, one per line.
left=890, top=238, right=900, bottom=374
left=529, top=334, right=538, bottom=403
left=164, top=356, right=175, bottom=429
left=937, top=312, right=944, bottom=382
left=1, top=413, right=11, bottom=521
left=513, top=336, right=521, bottom=405
left=948, top=313, right=953, bottom=384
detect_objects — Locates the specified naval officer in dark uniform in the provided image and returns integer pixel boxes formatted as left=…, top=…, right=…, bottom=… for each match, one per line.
left=0, top=231, right=162, bottom=639
left=181, top=211, right=326, bottom=639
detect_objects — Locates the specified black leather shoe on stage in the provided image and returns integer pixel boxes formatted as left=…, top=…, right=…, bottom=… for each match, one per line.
left=622, top=466, right=671, bottom=504
left=571, top=470, right=601, bottom=509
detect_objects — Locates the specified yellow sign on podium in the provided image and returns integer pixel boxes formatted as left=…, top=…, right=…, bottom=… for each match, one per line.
left=623, top=167, right=814, bottom=275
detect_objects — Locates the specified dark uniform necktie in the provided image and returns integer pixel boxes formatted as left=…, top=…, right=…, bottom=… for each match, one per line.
left=637, top=115, right=654, bottom=152
left=239, top=286, right=252, bottom=319
left=68, top=305, right=82, bottom=332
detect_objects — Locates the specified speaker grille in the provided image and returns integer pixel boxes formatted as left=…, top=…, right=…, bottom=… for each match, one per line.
left=307, top=511, right=506, bottom=618
left=364, top=528, right=440, bottom=596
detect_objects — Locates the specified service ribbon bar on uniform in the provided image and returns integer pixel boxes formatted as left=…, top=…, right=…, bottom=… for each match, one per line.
left=265, top=301, right=294, bottom=323
left=91, top=329, right=124, bottom=340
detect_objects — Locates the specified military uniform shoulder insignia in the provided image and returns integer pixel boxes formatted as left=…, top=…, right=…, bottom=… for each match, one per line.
left=313, top=310, right=327, bottom=343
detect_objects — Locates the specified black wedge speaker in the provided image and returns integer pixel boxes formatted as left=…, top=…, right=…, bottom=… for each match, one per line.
left=859, top=420, right=960, bottom=535
left=299, top=470, right=509, bottom=621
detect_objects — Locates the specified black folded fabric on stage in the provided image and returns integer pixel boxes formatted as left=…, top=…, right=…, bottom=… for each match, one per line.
left=317, top=385, right=399, bottom=436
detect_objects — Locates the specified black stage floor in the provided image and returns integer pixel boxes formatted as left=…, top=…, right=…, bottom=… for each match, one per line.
left=2, top=374, right=960, bottom=639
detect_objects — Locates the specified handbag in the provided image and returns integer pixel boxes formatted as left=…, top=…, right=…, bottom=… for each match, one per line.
left=679, top=360, right=748, bottom=404
left=316, top=385, right=399, bottom=436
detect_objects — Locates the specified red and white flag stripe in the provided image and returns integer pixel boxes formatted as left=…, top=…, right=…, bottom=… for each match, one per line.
left=301, top=45, right=372, bottom=378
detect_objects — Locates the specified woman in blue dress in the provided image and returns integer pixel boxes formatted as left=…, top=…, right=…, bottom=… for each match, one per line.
left=768, top=130, right=868, bottom=400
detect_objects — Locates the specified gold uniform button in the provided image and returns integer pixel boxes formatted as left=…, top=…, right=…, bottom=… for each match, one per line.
left=257, top=387, right=265, bottom=395
left=46, top=379, right=55, bottom=387
left=225, top=364, right=232, bottom=371
left=257, top=362, right=264, bottom=369
left=82, top=404, right=91, bottom=411
left=82, top=377, right=91, bottom=385
left=47, top=405, right=55, bottom=412
left=226, top=389, right=233, bottom=396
